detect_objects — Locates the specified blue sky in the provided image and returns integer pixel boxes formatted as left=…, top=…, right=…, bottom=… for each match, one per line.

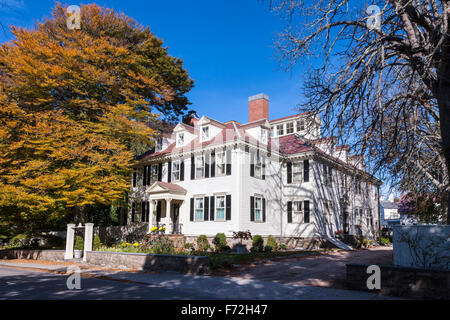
left=0, top=0, right=308, bottom=124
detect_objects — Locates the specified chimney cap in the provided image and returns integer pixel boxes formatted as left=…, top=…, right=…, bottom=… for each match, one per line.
left=248, top=93, right=269, bottom=102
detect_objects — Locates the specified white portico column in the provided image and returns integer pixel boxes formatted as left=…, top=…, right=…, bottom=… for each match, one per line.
left=148, top=200, right=155, bottom=233
left=165, top=198, right=172, bottom=231
left=83, top=223, right=94, bottom=262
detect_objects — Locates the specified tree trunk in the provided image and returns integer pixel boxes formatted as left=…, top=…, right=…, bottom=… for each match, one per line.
left=437, top=40, right=450, bottom=225
left=72, top=206, right=86, bottom=225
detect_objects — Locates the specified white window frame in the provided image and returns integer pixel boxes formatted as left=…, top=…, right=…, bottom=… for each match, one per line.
left=293, top=162, right=303, bottom=183
left=172, top=160, right=180, bottom=182
left=323, top=164, right=332, bottom=187
left=260, top=128, right=268, bottom=143
left=254, top=196, right=263, bottom=222
left=293, top=201, right=303, bottom=224
left=177, top=133, right=184, bottom=147
left=156, top=137, right=163, bottom=151
left=195, top=155, right=204, bottom=179
left=201, top=126, right=209, bottom=141
left=215, top=195, right=226, bottom=221
left=277, top=124, right=284, bottom=136
left=297, top=119, right=305, bottom=132
left=150, top=164, right=158, bottom=183
left=286, top=122, right=294, bottom=134
left=254, top=154, right=263, bottom=179
left=216, top=151, right=226, bottom=176
left=194, top=197, right=204, bottom=221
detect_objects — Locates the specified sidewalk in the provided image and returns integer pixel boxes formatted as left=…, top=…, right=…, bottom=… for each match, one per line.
left=0, top=260, right=400, bottom=300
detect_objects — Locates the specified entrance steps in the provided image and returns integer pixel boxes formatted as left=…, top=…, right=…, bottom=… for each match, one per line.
left=323, top=235, right=354, bottom=251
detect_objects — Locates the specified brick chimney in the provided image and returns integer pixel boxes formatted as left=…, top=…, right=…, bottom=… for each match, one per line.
left=248, top=93, right=269, bottom=122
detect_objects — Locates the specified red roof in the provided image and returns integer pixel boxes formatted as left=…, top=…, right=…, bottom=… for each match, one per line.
left=277, top=134, right=313, bottom=155
left=155, top=181, right=187, bottom=193
left=269, top=112, right=311, bottom=123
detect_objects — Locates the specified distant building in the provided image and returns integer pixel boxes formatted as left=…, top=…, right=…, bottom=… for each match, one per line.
left=380, top=194, right=400, bottom=227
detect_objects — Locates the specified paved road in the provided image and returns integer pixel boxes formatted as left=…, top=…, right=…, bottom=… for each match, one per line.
left=0, top=267, right=216, bottom=300
left=0, top=263, right=397, bottom=300
left=219, top=247, right=393, bottom=288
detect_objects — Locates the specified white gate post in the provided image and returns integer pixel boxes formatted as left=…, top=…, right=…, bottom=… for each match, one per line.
left=64, top=224, right=75, bottom=260
left=84, top=223, right=94, bottom=262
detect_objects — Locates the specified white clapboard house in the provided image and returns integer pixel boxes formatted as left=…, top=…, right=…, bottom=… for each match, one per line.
left=129, top=93, right=381, bottom=247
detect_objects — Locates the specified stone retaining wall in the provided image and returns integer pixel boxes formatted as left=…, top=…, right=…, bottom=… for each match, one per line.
left=0, top=249, right=65, bottom=261
left=85, top=251, right=210, bottom=274
left=346, top=263, right=450, bottom=299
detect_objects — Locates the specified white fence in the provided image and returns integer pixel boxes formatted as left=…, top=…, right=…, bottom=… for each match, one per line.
left=393, top=225, right=450, bottom=270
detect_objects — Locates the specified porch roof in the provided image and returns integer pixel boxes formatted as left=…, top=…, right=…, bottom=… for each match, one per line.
left=147, top=181, right=187, bottom=197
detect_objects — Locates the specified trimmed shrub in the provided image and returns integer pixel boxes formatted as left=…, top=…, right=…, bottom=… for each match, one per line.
left=266, top=235, right=278, bottom=251
left=93, top=235, right=102, bottom=250
left=212, top=233, right=227, bottom=252
left=74, top=236, right=84, bottom=251
left=264, top=245, right=272, bottom=252
left=151, top=236, right=175, bottom=254
left=251, top=235, right=264, bottom=252
left=196, top=235, right=211, bottom=252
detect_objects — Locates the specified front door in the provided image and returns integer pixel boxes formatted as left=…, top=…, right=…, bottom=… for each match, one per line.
left=172, top=203, right=180, bottom=234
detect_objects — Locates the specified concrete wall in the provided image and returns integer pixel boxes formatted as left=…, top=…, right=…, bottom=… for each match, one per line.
left=85, top=251, right=210, bottom=274
left=346, top=263, right=450, bottom=299
left=393, top=225, right=450, bottom=270
left=0, top=250, right=65, bottom=261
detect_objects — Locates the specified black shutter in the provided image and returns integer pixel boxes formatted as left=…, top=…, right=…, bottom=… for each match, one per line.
left=180, top=160, right=185, bottom=181
left=204, top=197, right=209, bottom=221
left=132, top=170, right=137, bottom=187
left=156, top=201, right=161, bottom=222
left=250, top=196, right=255, bottom=221
left=287, top=201, right=293, bottom=223
left=210, top=151, right=216, bottom=178
left=143, top=166, right=147, bottom=186
left=131, top=202, right=136, bottom=223
left=304, top=159, right=309, bottom=182
left=168, top=161, right=172, bottom=183
left=191, top=155, right=195, bottom=180
left=190, top=198, right=194, bottom=221
left=146, top=201, right=150, bottom=222
left=304, top=200, right=310, bottom=223
left=226, top=150, right=231, bottom=175
left=146, top=166, right=150, bottom=186
left=262, top=157, right=266, bottom=180
left=287, top=162, right=292, bottom=184
left=205, top=153, right=210, bottom=178
left=210, top=196, right=215, bottom=221
left=263, top=198, right=266, bottom=222
left=226, top=195, right=231, bottom=220
left=141, top=201, right=146, bottom=221
left=158, top=163, right=162, bottom=181
left=250, top=153, right=255, bottom=177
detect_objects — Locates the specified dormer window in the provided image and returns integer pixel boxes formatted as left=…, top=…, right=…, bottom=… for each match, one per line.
left=201, top=126, right=209, bottom=141
left=277, top=124, right=284, bottom=136
left=156, top=138, right=163, bottom=151
left=297, top=119, right=305, bottom=132
left=177, top=133, right=184, bottom=146
left=286, top=122, right=294, bottom=134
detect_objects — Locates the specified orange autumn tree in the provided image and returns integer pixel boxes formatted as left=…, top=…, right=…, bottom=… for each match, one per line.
left=0, top=3, right=193, bottom=231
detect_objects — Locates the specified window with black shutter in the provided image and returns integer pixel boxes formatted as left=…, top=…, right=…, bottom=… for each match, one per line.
left=304, top=200, right=310, bottom=223
left=226, top=194, right=231, bottom=220
left=262, top=158, right=266, bottom=180
left=131, top=202, right=136, bottom=223
left=180, top=160, right=185, bottom=181
left=141, top=201, right=146, bottom=221
left=158, top=163, right=162, bottom=181
left=190, top=198, right=194, bottom=221
left=209, top=196, right=215, bottom=221
left=146, top=201, right=150, bottom=222
left=250, top=153, right=255, bottom=177
left=210, top=151, right=216, bottom=177
left=304, top=159, right=309, bottom=182
left=156, top=201, right=161, bottom=222
left=287, top=162, right=292, bottom=184
left=263, top=198, right=266, bottom=222
left=205, top=153, right=210, bottom=178
left=287, top=201, right=293, bottom=223
left=132, top=170, right=137, bottom=187
left=168, top=161, right=172, bottom=183
left=143, top=166, right=147, bottom=186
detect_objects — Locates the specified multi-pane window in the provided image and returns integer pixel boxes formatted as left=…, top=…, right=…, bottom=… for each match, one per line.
left=216, top=151, right=226, bottom=176
left=277, top=124, right=284, bottom=136
left=324, top=200, right=333, bottom=223
left=156, top=138, right=163, bottom=151
left=261, top=128, right=268, bottom=143
left=286, top=122, right=294, bottom=134
left=172, top=161, right=180, bottom=181
left=293, top=201, right=303, bottom=223
left=254, top=197, right=263, bottom=221
left=195, top=156, right=204, bottom=179
left=270, top=127, right=274, bottom=137
left=355, top=178, right=362, bottom=195
left=254, top=154, right=263, bottom=179
left=297, top=119, right=305, bottom=131
left=323, top=164, right=332, bottom=186
left=177, top=133, right=184, bottom=146
left=202, top=126, right=209, bottom=141
left=215, top=196, right=225, bottom=221
left=293, top=162, right=303, bottom=183
left=195, top=198, right=204, bottom=221
left=151, top=165, right=158, bottom=183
